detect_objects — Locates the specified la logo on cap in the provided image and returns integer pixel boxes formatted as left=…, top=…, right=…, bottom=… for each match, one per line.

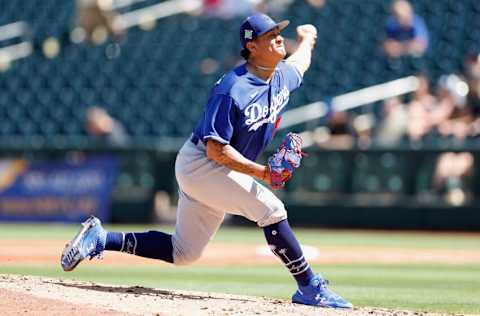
left=244, top=29, right=253, bottom=39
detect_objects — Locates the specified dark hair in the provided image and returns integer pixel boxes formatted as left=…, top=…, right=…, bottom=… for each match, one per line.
left=240, top=48, right=250, bottom=60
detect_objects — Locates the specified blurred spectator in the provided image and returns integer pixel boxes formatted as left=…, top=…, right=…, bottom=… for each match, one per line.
left=375, top=96, right=408, bottom=146
left=85, top=106, right=130, bottom=146
left=436, top=74, right=471, bottom=140
left=433, top=151, right=474, bottom=205
left=406, top=75, right=437, bottom=142
left=305, top=0, right=326, bottom=9
left=313, top=111, right=354, bottom=149
left=412, top=74, right=436, bottom=107
left=382, top=0, right=429, bottom=58
left=199, top=57, right=220, bottom=75
left=464, top=53, right=480, bottom=120
left=352, top=113, right=375, bottom=149
left=202, top=0, right=295, bottom=19
left=73, top=0, right=125, bottom=44
left=202, top=0, right=260, bottom=18
left=431, top=74, right=475, bottom=205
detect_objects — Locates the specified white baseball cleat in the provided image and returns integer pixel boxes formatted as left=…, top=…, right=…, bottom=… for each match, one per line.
left=60, top=216, right=107, bottom=271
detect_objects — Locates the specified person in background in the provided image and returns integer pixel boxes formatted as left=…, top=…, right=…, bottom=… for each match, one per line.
left=406, top=75, right=437, bottom=143
left=305, top=0, right=326, bottom=9
left=432, top=75, right=475, bottom=205
left=85, top=106, right=130, bottom=146
left=74, top=0, right=125, bottom=44
left=464, top=53, right=480, bottom=121
left=382, top=0, right=429, bottom=58
left=202, top=0, right=259, bottom=18
left=375, top=96, right=408, bottom=147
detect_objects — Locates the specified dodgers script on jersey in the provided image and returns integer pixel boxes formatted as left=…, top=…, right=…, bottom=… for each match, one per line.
left=192, top=61, right=303, bottom=161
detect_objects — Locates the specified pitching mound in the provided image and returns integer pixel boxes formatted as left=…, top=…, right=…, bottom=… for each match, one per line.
left=0, top=274, right=448, bottom=316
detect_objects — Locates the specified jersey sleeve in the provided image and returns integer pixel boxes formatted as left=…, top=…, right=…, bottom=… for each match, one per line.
left=413, top=16, right=429, bottom=43
left=201, top=93, right=238, bottom=144
left=281, top=61, right=303, bottom=92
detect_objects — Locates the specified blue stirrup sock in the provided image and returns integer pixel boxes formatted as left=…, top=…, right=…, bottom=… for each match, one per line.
left=105, top=231, right=174, bottom=263
left=263, top=219, right=315, bottom=286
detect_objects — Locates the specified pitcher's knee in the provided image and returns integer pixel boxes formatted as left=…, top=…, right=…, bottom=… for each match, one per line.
left=257, top=203, right=287, bottom=227
left=173, top=249, right=202, bottom=266
left=171, top=238, right=203, bottom=266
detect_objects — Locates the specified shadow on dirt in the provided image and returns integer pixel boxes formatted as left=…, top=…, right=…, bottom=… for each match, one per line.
left=50, top=280, right=256, bottom=303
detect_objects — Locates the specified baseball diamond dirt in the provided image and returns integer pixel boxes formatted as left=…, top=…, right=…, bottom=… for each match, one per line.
left=0, top=274, right=455, bottom=316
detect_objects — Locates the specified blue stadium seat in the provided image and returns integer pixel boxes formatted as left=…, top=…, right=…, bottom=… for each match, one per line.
left=0, top=0, right=478, bottom=142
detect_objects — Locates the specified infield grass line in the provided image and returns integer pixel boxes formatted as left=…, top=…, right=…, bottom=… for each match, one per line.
left=1, top=223, right=480, bottom=250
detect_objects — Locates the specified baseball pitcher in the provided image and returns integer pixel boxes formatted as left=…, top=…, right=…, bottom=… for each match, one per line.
left=61, top=13, right=352, bottom=309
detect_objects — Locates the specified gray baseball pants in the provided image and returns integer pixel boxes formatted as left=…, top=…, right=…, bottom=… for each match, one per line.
left=172, top=139, right=287, bottom=265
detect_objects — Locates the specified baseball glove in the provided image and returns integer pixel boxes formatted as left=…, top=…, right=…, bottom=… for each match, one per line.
left=267, top=132, right=305, bottom=190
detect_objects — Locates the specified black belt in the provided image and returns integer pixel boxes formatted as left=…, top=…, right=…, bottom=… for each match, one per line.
left=190, top=135, right=200, bottom=145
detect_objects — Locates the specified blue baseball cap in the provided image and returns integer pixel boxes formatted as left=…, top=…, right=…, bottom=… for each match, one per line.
left=240, top=13, right=289, bottom=48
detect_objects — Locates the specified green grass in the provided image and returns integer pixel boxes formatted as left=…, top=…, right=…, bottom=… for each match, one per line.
left=2, top=222, right=480, bottom=250
left=1, top=223, right=479, bottom=313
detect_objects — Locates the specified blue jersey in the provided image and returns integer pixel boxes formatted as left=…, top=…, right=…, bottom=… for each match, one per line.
left=385, top=15, right=429, bottom=44
left=192, top=61, right=302, bottom=161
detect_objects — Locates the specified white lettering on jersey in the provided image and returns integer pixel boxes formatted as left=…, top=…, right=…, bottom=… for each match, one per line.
left=244, top=103, right=263, bottom=125
left=244, top=86, right=290, bottom=131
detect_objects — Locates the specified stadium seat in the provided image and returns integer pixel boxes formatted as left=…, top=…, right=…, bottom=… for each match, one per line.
left=0, top=0, right=478, bottom=143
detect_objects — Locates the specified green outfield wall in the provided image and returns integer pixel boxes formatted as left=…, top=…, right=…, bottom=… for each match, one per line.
left=1, top=143, right=480, bottom=229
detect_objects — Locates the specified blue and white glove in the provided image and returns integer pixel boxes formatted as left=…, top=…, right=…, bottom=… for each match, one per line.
left=267, top=133, right=305, bottom=190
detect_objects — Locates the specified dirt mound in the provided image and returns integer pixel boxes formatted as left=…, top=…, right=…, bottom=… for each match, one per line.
left=0, top=274, right=450, bottom=316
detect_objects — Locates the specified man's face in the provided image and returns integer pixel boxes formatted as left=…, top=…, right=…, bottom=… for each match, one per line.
left=247, top=27, right=286, bottom=63
left=393, top=1, right=413, bottom=26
